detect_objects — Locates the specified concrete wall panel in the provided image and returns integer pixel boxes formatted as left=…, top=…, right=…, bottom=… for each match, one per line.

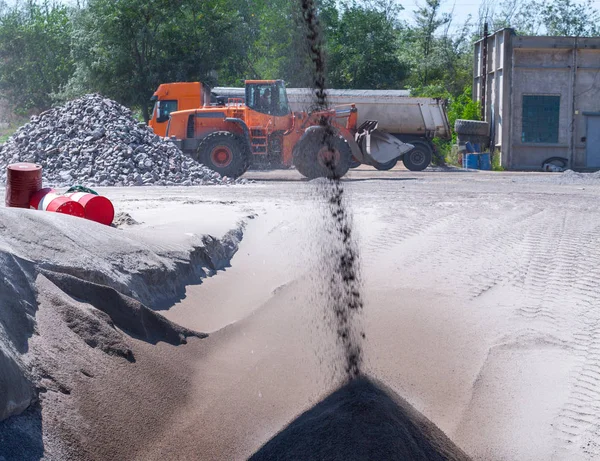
left=512, top=68, right=571, bottom=145
left=514, top=49, right=571, bottom=68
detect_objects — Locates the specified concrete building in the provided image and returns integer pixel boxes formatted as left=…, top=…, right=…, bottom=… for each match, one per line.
left=474, top=29, right=600, bottom=170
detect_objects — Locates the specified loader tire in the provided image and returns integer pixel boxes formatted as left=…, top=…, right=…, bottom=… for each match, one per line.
left=402, top=142, right=432, bottom=171
left=293, top=129, right=351, bottom=179
left=454, top=119, right=489, bottom=137
left=197, top=131, right=250, bottom=178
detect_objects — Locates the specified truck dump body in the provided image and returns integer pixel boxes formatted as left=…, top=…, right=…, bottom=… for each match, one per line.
left=213, top=88, right=451, bottom=140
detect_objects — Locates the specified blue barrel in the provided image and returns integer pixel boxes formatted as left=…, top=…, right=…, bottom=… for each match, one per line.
left=479, top=153, right=491, bottom=170
left=464, top=153, right=479, bottom=169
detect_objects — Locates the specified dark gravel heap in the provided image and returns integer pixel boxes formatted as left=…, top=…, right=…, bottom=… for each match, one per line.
left=0, top=94, right=243, bottom=186
left=250, top=376, right=472, bottom=461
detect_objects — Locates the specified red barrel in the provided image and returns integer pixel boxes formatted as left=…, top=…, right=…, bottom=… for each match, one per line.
left=30, top=188, right=85, bottom=217
left=64, top=191, right=114, bottom=226
left=5, top=163, right=43, bottom=208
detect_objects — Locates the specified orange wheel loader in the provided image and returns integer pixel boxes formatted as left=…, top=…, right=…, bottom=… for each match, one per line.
left=149, top=80, right=414, bottom=179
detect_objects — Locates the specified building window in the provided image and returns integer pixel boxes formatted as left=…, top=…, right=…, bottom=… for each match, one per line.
left=522, top=95, right=560, bottom=143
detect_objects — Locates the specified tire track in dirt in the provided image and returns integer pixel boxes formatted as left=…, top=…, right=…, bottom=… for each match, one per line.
left=483, top=197, right=600, bottom=459
left=366, top=197, right=548, bottom=300
left=348, top=185, right=600, bottom=459
left=548, top=218, right=600, bottom=460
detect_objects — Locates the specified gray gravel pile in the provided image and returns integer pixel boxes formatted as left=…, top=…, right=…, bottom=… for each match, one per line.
left=0, top=94, right=243, bottom=186
left=514, top=169, right=600, bottom=185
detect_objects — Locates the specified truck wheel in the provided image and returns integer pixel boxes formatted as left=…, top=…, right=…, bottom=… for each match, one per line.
left=197, top=131, right=250, bottom=178
left=454, top=119, right=489, bottom=136
left=293, top=129, right=351, bottom=179
left=373, top=158, right=398, bottom=171
left=402, top=143, right=432, bottom=171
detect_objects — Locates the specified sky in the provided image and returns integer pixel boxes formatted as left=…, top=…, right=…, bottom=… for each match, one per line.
left=401, top=0, right=482, bottom=29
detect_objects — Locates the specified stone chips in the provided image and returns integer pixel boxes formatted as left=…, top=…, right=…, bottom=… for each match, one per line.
left=0, top=94, right=244, bottom=187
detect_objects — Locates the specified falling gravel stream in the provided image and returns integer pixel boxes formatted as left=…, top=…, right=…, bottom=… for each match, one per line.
left=300, top=0, right=365, bottom=380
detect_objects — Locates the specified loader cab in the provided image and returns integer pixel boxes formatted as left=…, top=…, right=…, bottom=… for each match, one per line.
left=152, top=99, right=178, bottom=123
left=245, top=80, right=290, bottom=117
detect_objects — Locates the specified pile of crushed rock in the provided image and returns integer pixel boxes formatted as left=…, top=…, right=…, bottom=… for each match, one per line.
left=514, top=169, right=600, bottom=185
left=251, top=376, right=471, bottom=461
left=0, top=94, right=244, bottom=186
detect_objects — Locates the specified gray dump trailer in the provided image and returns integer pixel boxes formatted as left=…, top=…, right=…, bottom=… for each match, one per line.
left=214, top=87, right=451, bottom=170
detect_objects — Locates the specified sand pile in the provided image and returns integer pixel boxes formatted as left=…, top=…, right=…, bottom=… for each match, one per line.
left=0, top=94, right=244, bottom=186
left=251, top=376, right=471, bottom=461
left=0, top=206, right=245, bottom=426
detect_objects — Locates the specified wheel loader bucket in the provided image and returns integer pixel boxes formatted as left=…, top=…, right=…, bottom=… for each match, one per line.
left=355, top=120, right=414, bottom=165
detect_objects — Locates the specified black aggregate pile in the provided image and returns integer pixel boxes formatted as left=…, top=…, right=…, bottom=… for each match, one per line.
left=0, top=94, right=244, bottom=186
left=250, top=376, right=472, bottom=461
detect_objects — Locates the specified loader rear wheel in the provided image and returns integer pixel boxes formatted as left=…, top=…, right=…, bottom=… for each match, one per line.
left=402, top=142, right=432, bottom=171
left=198, top=131, right=250, bottom=178
left=293, top=129, right=351, bottom=179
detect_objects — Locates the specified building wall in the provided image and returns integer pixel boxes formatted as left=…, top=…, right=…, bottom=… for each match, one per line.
left=474, top=29, right=512, bottom=167
left=510, top=45, right=573, bottom=169
left=474, top=31, right=600, bottom=170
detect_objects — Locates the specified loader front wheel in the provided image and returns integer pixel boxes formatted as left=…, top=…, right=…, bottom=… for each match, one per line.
left=293, top=129, right=351, bottom=179
left=198, top=131, right=250, bottom=178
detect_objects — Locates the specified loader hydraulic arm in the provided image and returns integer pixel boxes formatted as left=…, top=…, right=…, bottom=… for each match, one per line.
left=301, top=104, right=358, bottom=133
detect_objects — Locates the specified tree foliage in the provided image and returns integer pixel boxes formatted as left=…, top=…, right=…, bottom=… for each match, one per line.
left=66, top=0, right=250, bottom=121
left=479, top=0, right=600, bottom=36
left=0, top=0, right=74, bottom=112
left=529, top=0, right=600, bottom=36
left=1, top=0, right=600, bottom=119
left=325, top=1, right=407, bottom=88
left=240, top=0, right=313, bottom=86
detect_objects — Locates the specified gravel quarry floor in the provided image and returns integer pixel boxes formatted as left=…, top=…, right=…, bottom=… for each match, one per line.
left=4, top=166, right=600, bottom=460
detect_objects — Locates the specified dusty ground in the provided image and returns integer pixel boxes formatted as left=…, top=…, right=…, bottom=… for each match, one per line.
left=4, top=166, right=600, bottom=460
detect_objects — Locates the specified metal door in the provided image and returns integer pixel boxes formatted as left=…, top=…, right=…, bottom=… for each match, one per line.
left=586, top=116, right=600, bottom=167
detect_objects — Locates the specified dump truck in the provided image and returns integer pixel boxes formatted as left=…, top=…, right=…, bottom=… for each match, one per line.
left=214, top=87, right=451, bottom=171
left=149, top=80, right=416, bottom=178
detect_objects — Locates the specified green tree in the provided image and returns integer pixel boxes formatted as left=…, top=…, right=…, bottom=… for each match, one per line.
left=478, top=0, right=600, bottom=36
left=409, top=0, right=450, bottom=87
left=240, top=0, right=314, bottom=87
left=0, top=0, right=75, bottom=112
left=401, top=0, right=472, bottom=96
left=532, top=0, right=599, bottom=36
left=324, top=1, right=407, bottom=88
left=67, top=0, right=251, bottom=121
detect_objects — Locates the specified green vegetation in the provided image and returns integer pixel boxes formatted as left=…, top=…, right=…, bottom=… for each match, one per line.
left=0, top=0, right=598, bottom=128
left=0, top=115, right=29, bottom=145
left=492, top=150, right=504, bottom=171
left=0, top=1, right=73, bottom=111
